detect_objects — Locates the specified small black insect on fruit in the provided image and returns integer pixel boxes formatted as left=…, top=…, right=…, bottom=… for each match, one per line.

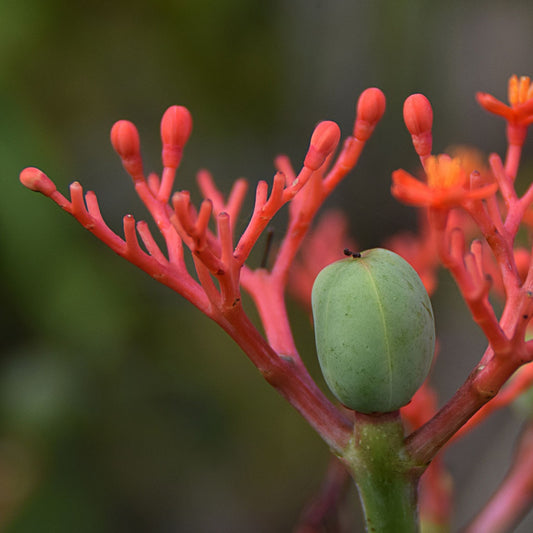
left=343, top=248, right=361, bottom=258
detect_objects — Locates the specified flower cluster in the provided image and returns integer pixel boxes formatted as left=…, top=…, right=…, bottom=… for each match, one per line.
left=20, top=89, right=386, bottom=454
left=288, top=75, right=533, bottom=530
left=386, top=78, right=533, bottom=530
left=20, top=76, right=533, bottom=531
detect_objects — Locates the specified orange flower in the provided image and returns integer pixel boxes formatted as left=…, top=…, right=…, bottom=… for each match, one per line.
left=476, top=75, right=533, bottom=127
left=391, top=153, right=498, bottom=209
left=447, top=145, right=490, bottom=177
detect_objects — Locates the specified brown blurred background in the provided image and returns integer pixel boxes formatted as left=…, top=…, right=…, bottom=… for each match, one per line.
left=2, top=0, right=533, bottom=531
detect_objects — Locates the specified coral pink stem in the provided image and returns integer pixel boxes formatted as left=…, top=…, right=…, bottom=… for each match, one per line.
left=504, top=134, right=525, bottom=181
left=405, top=353, right=519, bottom=465
left=217, top=307, right=353, bottom=453
left=243, top=274, right=296, bottom=356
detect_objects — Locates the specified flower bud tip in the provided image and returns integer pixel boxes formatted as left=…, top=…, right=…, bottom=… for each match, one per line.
left=161, top=106, right=193, bottom=168
left=403, top=94, right=433, bottom=136
left=304, top=121, right=341, bottom=171
left=403, top=94, right=433, bottom=157
left=354, top=88, right=386, bottom=141
left=20, top=167, right=56, bottom=196
left=110, top=120, right=144, bottom=178
left=110, top=120, right=140, bottom=158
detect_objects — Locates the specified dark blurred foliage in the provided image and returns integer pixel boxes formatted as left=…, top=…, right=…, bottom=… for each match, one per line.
left=2, top=0, right=533, bottom=531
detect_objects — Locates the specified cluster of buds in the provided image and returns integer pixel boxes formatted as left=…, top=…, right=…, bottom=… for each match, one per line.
left=20, top=88, right=387, bottom=454
left=388, top=76, right=533, bottom=531
left=391, top=78, right=533, bottom=445
left=20, top=75, right=533, bottom=531
left=288, top=77, right=533, bottom=531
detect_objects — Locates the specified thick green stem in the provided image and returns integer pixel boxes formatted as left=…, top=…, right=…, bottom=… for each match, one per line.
left=343, top=411, right=423, bottom=533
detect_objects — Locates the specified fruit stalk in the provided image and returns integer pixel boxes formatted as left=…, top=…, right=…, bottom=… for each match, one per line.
left=344, top=411, right=421, bottom=533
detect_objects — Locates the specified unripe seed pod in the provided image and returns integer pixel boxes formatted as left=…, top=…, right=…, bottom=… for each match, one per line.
left=311, top=248, right=435, bottom=413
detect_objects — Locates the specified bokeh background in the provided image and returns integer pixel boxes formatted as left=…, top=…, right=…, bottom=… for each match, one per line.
left=2, top=0, right=533, bottom=531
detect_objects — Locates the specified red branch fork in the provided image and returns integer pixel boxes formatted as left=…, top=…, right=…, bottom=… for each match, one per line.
left=20, top=89, right=386, bottom=455
left=394, top=87, right=533, bottom=465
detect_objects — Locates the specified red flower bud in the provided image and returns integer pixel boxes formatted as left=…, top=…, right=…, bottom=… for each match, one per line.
left=304, top=121, right=341, bottom=171
left=110, top=120, right=144, bottom=179
left=353, top=88, right=386, bottom=141
left=20, top=167, right=57, bottom=196
left=403, top=94, right=433, bottom=157
left=161, top=105, right=193, bottom=168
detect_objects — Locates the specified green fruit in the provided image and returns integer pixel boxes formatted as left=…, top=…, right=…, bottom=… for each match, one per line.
left=311, top=248, right=435, bottom=413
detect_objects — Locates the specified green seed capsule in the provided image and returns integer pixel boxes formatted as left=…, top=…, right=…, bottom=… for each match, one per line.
left=311, top=248, right=435, bottom=413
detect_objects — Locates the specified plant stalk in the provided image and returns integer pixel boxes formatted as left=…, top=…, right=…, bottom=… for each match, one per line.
left=343, top=411, right=422, bottom=532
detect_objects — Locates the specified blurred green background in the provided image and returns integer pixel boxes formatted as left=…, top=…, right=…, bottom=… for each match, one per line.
left=2, top=0, right=533, bottom=531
